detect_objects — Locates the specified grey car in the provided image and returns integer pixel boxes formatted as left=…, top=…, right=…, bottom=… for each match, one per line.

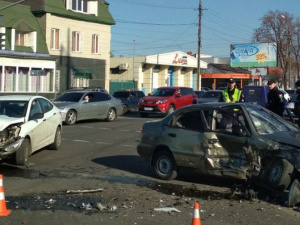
left=137, top=102, right=300, bottom=192
left=53, top=90, right=123, bottom=125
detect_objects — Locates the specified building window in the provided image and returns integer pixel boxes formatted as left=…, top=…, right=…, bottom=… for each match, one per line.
left=50, top=28, right=60, bottom=50
left=72, top=0, right=87, bottom=13
left=72, top=31, right=81, bottom=52
left=92, top=34, right=100, bottom=54
left=66, top=0, right=98, bottom=16
left=15, top=31, right=25, bottom=46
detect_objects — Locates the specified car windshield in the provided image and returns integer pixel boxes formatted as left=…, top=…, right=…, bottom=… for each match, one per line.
left=55, top=92, right=84, bottom=102
left=246, top=105, right=294, bottom=134
left=113, top=92, right=130, bottom=99
left=0, top=100, right=28, bottom=118
left=202, top=91, right=222, bottom=98
left=151, top=89, right=176, bottom=97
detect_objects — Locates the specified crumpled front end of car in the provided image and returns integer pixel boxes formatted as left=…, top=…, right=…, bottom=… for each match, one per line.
left=0, top=123, right=24, bottom=159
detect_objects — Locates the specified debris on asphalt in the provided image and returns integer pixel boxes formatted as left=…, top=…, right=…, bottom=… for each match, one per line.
left=66, top=188, right=104, bottom=194
left=288, top=179, right=300, bottom=207
left=153, top=207, right=181, bottom=213
left=81, top=203, right=92, bottom=210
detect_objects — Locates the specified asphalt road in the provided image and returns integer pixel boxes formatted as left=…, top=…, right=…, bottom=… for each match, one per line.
left=0, top=112, right=300, bottom=225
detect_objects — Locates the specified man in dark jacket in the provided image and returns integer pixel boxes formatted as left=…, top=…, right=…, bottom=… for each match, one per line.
left=267, top=79, right=285, bottom=117
left=294, top=80, right=300, bottom=126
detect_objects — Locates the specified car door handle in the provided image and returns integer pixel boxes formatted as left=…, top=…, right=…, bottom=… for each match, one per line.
left=168, top=133, right=176, bottom=137
left=208, top=139, right=219, bottom=144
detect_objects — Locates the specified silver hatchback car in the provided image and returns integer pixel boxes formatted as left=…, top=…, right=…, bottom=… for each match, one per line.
left=53, top=90, right=123, bottom=125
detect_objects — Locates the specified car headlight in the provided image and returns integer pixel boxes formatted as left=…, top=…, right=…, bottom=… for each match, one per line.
left=156, top=99, right=167, bottom=104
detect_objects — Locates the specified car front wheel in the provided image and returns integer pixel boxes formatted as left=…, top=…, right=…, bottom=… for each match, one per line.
left=153, top=150, right=177, bottom=180
left=65, top=110, right=77, bottom=125
left=106, top=108, right=116, bottom=122
left=267, top=159, right=294, bottom=191
left=16, top=139, right=31, bottom=166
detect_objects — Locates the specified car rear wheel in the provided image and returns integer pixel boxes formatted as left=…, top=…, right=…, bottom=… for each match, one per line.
left=106, top=108, right=116, bottom=122
left=49, top=127, right=62, bottom=150
left=16, top=139, right=31, bottom=166
left=122, top=104, right=129, bottom=114
left=65, top=110, right=77, bottom=125
left=153, top=150, right=177, bottom=180
left=267, top=159, right=294, bottom=191
left=167, top=105, right=175, bottom=115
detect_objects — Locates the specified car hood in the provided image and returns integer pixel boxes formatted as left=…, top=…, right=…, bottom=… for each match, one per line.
left=0, top=116, right=25, bottom=131
left=142, top=96, right=172, bottom=101
left=265, top=131, right=300, bottom=148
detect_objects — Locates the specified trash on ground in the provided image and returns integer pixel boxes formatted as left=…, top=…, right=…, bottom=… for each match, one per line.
left=153, top=207, right=181, bottom=213
left=66, top=188, right=104, bottom=194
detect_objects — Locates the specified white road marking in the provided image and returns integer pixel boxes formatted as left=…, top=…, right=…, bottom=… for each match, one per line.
left=121, top=144, right=136, bottom=147
left=80, top=126, right=94, bottom=129
left=118, top=129, right=130, bottom=131
left=98, top=127, right=112, bottom=130
left=73, top=140, right=90, bottom=143
left=96, top=142, right=111, bottom=145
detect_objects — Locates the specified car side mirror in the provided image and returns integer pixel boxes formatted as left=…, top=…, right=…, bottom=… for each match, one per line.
left=30, top=112, right=44, bottom=120
left=175, top=93, right=181, bottom=97
left=83, top=99, right=89, bottom=103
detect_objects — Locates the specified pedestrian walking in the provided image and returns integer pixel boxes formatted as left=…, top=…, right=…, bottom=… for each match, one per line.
left=267, top=79, right=285, bottom=117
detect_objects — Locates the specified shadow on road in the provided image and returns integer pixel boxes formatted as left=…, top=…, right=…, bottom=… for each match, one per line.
left=91, top=155, right=243, bottom=189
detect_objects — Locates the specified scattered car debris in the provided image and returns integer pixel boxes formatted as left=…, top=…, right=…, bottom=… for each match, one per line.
left=288, top=179, right=300, bottom=207
left=153, top=207, right=181, bottom=213
left=66, top=188, right=104, bottom=194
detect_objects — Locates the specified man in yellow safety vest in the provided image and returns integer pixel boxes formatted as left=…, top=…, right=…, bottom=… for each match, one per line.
left=219, top=78, right=243, bottom=103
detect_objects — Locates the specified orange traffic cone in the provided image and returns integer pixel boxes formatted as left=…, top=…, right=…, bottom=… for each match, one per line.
left=0, top=174, right=11, bottom=216
left=191, top=202, right=201, bottom=225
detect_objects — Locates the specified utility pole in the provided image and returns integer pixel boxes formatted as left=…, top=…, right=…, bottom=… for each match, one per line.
left=196, top=0, right=202, bottom=91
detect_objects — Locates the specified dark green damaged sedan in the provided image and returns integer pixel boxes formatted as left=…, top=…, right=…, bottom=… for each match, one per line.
left=137, top=103, right=300, bottom=191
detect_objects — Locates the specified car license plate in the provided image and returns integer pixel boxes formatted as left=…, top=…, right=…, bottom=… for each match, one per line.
left=144, top=107, right=153, bottom=111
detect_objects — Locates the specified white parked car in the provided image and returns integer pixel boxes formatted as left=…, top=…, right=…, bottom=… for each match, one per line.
left=0, top=95, right=62, bottom=165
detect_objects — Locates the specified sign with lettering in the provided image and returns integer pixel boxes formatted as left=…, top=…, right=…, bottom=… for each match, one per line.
left=230, top=43, right=277, bottom=68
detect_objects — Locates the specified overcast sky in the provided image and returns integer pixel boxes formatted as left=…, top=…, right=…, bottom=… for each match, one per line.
left=107, top=0, right=300, bottom=58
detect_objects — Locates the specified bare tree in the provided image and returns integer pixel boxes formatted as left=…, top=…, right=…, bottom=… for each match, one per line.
left=252, top=10, right=294, bottom=89
left=291, top=19, right=300, bottom=82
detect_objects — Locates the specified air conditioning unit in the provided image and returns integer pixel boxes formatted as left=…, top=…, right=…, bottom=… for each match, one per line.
left=119, top=63, right=129, bottom=70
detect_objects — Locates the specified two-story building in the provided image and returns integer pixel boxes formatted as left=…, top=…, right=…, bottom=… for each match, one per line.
left=0, top=0, right=115, bottom=98
left=0, top=1, right=56, bottom=98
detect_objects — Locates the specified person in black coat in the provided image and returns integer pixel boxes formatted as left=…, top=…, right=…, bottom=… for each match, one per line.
left=294, top=80, right=300, bottom=126
left=267, top=79, right=285, bottom=117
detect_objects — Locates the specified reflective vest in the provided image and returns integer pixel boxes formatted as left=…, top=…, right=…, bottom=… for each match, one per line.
left=222, top=88, right=241, bottom=102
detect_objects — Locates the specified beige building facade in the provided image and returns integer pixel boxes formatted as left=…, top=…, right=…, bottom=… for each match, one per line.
left=110, top=51, right=207, bottom=94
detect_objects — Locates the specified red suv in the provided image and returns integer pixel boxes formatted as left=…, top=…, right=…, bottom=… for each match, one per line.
left=138, top=87, right=197, bottom=117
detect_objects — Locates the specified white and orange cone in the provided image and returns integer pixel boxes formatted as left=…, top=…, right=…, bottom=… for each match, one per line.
left=0, top=174, right=11, bottom=216
left=191, top=202, right=201, bottom=225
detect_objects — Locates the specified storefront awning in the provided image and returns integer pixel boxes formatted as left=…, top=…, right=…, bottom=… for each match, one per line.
left=74, top=69, right=92, bottom=79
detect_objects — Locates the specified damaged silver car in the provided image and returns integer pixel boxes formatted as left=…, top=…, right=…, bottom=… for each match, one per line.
left=0, top=95, right=62, bottom=165
left=137, top=103, right=300, bottom=191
